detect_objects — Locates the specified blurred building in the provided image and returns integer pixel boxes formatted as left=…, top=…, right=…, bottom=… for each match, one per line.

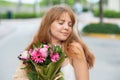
left=106, top=0, right=120, bottom=12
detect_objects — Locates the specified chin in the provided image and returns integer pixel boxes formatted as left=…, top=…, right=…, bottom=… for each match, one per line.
left=60, top=38, right=68, bottom=41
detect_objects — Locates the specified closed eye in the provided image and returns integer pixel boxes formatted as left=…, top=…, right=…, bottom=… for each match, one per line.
left=58, top=19, right=72, bottom=27
left=58, top=20, right=65, bottom=25
left=68, top=22, right=72, bottom=27
left=59, top=22, right=64, bottom=25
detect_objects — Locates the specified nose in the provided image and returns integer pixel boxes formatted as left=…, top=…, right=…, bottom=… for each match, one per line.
left=64, top=23, right=69, bottom=30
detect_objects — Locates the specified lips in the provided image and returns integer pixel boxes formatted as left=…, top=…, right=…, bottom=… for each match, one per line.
left=61, top=32, right=69, bottom=36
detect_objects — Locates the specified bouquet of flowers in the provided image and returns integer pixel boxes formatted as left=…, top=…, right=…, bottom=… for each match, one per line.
left=18, top=42, right=66, bottom=80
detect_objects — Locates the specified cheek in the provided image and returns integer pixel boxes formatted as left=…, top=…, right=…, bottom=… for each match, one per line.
left=69, top=28, right=72, bottom=33
left=50, top=25, right=57, bottom=32
left=50, top=26, right=59, bottom=36
left=51, top=24, right=62, bottom=32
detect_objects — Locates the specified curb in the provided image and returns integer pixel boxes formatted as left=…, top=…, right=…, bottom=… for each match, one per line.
left=82, top=33, right=120, bottom=40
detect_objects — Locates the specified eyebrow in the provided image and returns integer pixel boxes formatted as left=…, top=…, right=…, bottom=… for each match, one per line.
left=59, top=19, right=72, bottom=23
left=59, top=19, right=65, bottom=22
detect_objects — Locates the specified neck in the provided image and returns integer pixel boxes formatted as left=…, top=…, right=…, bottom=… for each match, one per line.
left=51, top=40, right=62, bottom=46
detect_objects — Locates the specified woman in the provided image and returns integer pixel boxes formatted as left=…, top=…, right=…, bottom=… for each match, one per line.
left=13, top=5, right=95, bottom=80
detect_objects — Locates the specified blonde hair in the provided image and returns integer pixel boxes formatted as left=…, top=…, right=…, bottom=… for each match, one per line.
left=26, top=5, right=95, bottom=68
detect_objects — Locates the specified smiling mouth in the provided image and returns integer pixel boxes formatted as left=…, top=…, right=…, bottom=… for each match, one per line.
left=62, top=32, right=69, bottom=36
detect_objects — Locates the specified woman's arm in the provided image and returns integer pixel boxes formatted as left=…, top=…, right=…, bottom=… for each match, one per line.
left=70, top=42, right=89, bottom=80
left=12, top=62, right=29, bottom=80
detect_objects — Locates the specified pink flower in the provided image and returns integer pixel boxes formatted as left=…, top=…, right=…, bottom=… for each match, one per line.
left=29, top=48, right=47, bottom=63
left=29, top=48, right=40, bottom=56
left=29, top=49, right=33, bottom=54
left=43, top=44, right=49, bottom=48
left=31, top=51, right=45, bottom=63
left=40, top=48, right=48, bottom=57
left=50, top=53, right=60, bottom=62
left=50, top=49, right=53, bottom=55
left=18, top=51, right=29, bottom=60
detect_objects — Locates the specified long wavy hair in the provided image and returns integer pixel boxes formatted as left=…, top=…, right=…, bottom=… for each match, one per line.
left=26, top=5, right=95, bottom=68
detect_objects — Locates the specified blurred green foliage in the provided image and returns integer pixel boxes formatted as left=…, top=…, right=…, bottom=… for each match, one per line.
left=93, top=9, right=120, bottom=18
left=82, top=7, right=89, bottom=12
left=39, top=0, right=75, bottom=6
left=0, top=1, right=33, bottom=7
left=82, top=23, right=120, bottom=34
left=0, top=12, right=44, bottom=19
left=0, top=1, right=16, bottom=6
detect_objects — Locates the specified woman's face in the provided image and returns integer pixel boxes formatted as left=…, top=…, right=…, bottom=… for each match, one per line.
left=50, top=12, right=72, bottom=44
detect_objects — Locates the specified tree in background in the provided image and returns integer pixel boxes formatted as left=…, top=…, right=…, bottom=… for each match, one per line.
left=16, top=0, right=22, bottom=12
left=99, top=0, right=103, bottom=25
left=33, top=0, right=39, bottom=15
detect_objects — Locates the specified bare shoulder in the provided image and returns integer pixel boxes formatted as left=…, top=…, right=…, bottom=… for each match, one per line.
left=70, top=41, right=84, bottom=53
left=70, top=42, right=89, bottom=80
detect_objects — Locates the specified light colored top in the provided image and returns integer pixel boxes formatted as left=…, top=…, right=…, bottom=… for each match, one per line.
left=61, top=63, right=76, bottom=80
left=60, top=58, right=76, bottom=80
left=12, top=62, right=29, bottom=80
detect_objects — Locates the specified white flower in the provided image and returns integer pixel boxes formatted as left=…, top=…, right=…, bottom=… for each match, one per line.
left=18, top=51, right=29, bottom=60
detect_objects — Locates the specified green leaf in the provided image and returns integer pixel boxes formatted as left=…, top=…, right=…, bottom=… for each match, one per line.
left=32, top=44, right=36, bottom=49
left=47, top=56, right=66, bottom=80
left=58, top=77, right=64, bottom=80
left=54, top=71, right=64, bottom=80
left=31, top=61, right=50, bottom=80
left=38, top=41, right=42, bottom=47
left=27, top=71, right=38, bottom=80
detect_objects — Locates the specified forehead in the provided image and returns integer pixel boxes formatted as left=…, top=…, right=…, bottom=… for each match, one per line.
left=57, top=12, right=71, bottom=21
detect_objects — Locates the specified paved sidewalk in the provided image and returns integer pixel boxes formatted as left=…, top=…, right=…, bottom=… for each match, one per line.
left=0, top=18, right=41, bottom=39
left=0, top=22, right=16, bottom=39
left=78, top=12, right=120, bottom=25
left=0, top=18, right=41, bottom=80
